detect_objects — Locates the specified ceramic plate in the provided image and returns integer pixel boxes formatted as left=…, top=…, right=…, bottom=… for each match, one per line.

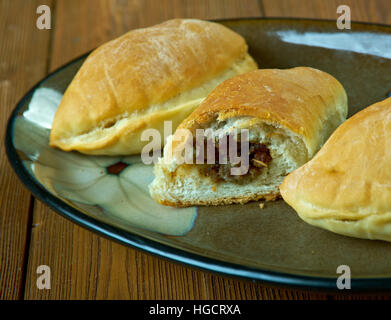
left=6, top=18, right=391, bottom=291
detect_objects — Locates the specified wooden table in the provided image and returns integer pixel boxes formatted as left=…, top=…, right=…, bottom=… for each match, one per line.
left=1, top=0, right=391, bottom=300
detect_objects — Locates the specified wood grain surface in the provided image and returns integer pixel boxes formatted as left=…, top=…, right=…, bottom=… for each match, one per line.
left=1, top=0, right=391, bottom=300
left=0, top=0, right=54, bottom=299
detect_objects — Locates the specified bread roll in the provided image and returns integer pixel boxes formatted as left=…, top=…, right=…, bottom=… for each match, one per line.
left=50, top=19, right=257, bottom=155
left=149, top=67, right=348, bottom=207
left=280, top=97, right=391, bottom=242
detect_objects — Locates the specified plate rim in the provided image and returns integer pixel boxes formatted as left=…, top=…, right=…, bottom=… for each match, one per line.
left=5, top=17, right=391, bottom=292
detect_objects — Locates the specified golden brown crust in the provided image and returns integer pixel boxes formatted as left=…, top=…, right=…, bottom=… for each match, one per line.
left=174, top=67, right=347, bottom=158
left=280, top=97, right=391, bottom=242
left=153, top=191, right=281, bottom=207
left=50, top=19, right=257, bottom=155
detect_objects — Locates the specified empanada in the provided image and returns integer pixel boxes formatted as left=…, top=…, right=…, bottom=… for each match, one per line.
left=50, top=19, right=257, bottom=155
left=280, top=97, right=391, bottom=242
left=149, top=67, right=348, bottom=206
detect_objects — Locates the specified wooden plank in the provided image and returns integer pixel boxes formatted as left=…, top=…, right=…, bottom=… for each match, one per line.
left=0, top=0, right=53, bottom=299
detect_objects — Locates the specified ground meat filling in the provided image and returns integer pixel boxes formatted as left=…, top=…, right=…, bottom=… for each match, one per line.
left=198, top=138, right=272, bottom=184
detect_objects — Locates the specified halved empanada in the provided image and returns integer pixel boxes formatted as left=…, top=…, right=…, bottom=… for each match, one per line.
left=150, top=67, right=348, bottom=206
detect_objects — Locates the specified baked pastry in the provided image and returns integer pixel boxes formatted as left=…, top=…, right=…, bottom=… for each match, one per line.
left=149, top=67, right=348, bottom=207
left=280, top=97, right=391, bottom=242
left=50, top=19, right=257, bottom=155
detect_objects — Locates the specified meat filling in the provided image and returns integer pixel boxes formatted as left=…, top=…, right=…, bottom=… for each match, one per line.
left=196, top=138, right=272, bottom=184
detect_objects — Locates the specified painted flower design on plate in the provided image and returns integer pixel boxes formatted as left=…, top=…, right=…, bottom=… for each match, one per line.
left=13, top=87, right=197, bottom=236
